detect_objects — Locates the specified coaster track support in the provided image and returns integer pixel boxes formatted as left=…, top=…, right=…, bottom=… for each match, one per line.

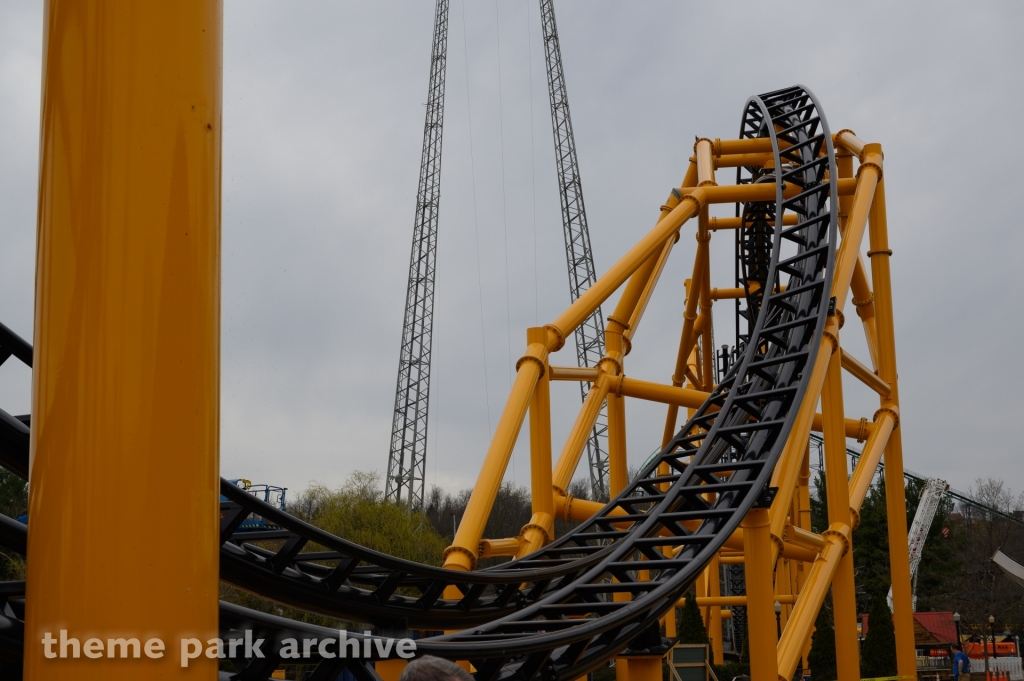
left=0, top=84, right=924, bottom=681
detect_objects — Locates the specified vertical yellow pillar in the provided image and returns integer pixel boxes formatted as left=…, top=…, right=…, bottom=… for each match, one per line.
left=26, top=1, right=222, bottom=678
left=605, top=322, right=628, bottom=499
left=820, top=326, right=861, bottom=681
left=695, top=568, right=707, bottom=625
left=796, top=445, right=813, bottom=667
left=615, top=656, right=629, bottom=681
left=837, top=143, right=879, bottom=368
left=775, top=558, right=792, bottom=631
left=867, top=177, right=917, bottom=677
left=607, top=391, right=628, bottom=495
left=608, top=324, right=629, bottom=681
left=519, top=328, right=554, bottom=556
left=707, top=553, right=724, bottom=665
left=742, top=508, right=776, bottom=681
left=528, top=329, right=553, bottom=520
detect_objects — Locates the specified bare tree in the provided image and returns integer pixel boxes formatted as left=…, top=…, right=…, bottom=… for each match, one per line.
left=941, top=478, right=1024, bottom=638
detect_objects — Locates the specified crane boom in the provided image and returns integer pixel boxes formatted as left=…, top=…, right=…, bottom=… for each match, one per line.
left=889, top=477, right=948, bottom=611
left=385, top=0, right=450, bottom=508
left=538, top=0, right=609, bottom=499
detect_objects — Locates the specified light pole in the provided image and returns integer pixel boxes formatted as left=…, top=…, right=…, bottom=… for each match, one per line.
left=953, top=612, right=962, bottom=645
left=990, top=615, right=998, bottom=659
left=774, top=600, right=782, bottom=641
left=983, top=626, right=990, bottom=681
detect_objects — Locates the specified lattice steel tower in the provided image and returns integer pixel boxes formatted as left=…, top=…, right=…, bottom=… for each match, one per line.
left=539, top=0, right=609, bottom=499
left=385, top=0, right=450, bottom=507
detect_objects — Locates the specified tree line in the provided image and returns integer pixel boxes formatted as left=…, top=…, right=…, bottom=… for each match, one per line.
left=804, top=471, right=1024, bottom=679
left=1, top=463, right=1020, bottom=680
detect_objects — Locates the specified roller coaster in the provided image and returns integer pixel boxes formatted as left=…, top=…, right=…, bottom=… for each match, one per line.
left=0, top=8, right=922, bottom=680
left=0, top=74, right=918, bottom=681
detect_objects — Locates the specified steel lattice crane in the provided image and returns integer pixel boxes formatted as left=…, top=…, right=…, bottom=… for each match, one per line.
left=889, top=477, right=949, bottom=611
left=385, top=0, right=450, bottom=508
left=539, top=0, right=610, bottom=500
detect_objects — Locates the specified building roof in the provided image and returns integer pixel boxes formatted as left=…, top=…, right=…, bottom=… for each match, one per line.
left=860, top=611, right=958, bottom=646
left=913, top=611, right=958, bottom=645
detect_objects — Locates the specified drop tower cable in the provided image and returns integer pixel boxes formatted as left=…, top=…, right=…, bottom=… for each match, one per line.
left=459, top=0, right=495, bottom=444
left=385, top=0, right=451, bottom=508
left=493, top=0, right=516, bottom=483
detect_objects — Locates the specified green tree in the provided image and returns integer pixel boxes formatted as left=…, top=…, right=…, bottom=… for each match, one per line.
left=807, top=598, right=836, bottom=681
left=677, top=591, right=710, bottom=646
left=423, top=478, right=595, bottom=567
left=0, top=468, right=26, bottom=579
left=861, top=593, right=897, bottom=677
left=815, top=469, right=963, bottom=614
left=853, top=475, right=893, bottom=611
left=220, top=471, right=451, bottom=632
left=290, top=471, right=448, bottom=565
left=0, top=467, right=27, bottom=519
left=810, top=469, right=829, bottom=535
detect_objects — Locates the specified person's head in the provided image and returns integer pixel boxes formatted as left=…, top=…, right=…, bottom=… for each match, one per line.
left=399, top=655, right=474, bottom=681
left=954, top=644, right=962, bottom=652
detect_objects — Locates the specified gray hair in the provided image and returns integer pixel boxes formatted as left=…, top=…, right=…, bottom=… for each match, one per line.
left=398, top=655, right=474, bottom=681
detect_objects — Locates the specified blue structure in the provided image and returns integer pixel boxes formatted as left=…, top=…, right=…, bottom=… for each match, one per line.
left=222, top=479, right=287, bottom=532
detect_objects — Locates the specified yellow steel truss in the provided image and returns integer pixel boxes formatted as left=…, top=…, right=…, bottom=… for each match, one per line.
left=441, top=130, right=914, bottom=681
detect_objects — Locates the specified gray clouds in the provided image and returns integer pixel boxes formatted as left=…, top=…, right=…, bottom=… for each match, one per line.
left=1, top=1, right=1022, bottom=498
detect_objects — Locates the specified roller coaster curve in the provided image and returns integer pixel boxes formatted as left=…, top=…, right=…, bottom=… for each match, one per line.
left=0, top=85, right=865, bottom=681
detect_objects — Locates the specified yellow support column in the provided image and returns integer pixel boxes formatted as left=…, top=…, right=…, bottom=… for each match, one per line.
left=707, top=553, right=724, bottom=665
left=615, top=656, right=629, bottom=681
left=607, top=327, right=630, bottom=681
left=836, top=141, right=879, bottom=367
left=604, top=313, right=628, bottom=497
left=742, top=508, right=777, bottom=681
left=444, top=340, right=546, bottom=571
left=867, top=175, right=917, bottom=677
left=25, top=1, right=223, bottom=678
left=607, top=390, right=628, bottom=495
left=695, top=568, right=707, bottom=627
left=796, top=444, right=813, bottom=668
left=820, top=324, right=861, bottom=681
left=518, top=328, right=554, bottom=556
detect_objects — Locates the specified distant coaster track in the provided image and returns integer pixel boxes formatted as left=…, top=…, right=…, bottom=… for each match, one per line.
left=0, top=86, right=869, bottom=681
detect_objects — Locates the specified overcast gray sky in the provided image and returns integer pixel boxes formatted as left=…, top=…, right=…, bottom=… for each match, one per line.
left=1, top=2, right=1022, bottom=501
